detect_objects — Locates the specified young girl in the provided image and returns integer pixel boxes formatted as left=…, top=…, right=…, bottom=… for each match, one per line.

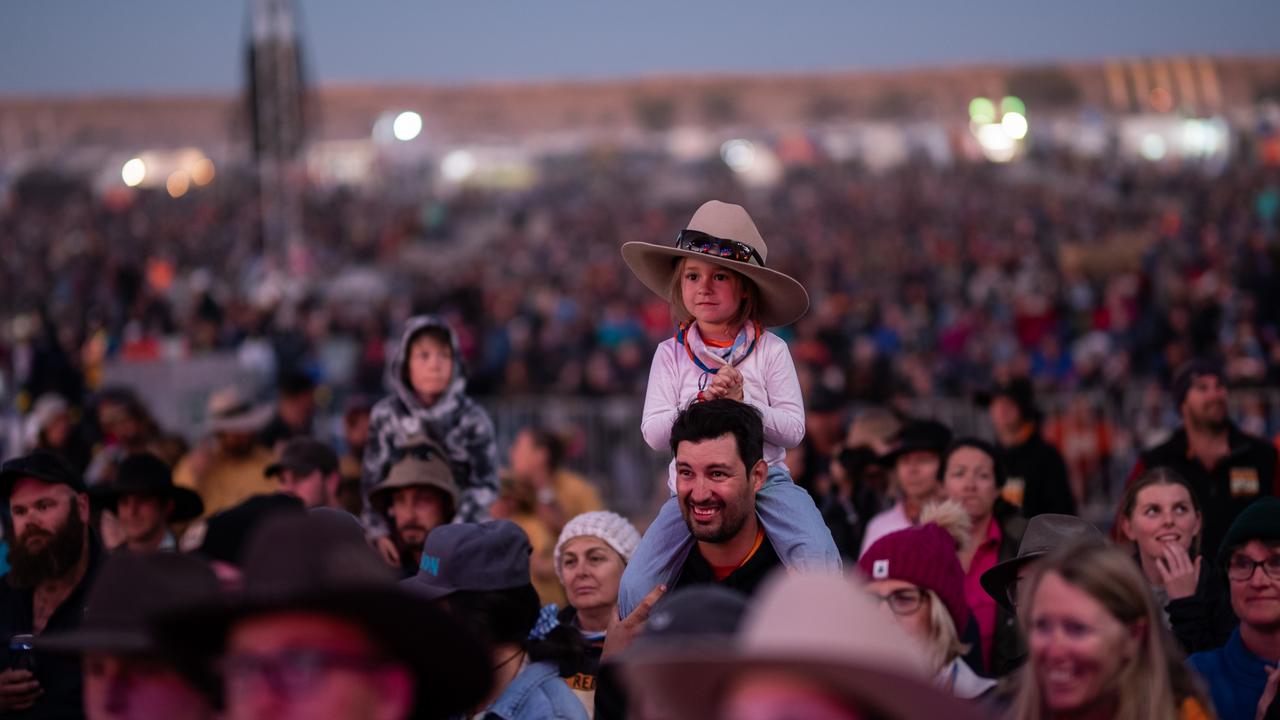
left=617, top=200, right=841, bottom=616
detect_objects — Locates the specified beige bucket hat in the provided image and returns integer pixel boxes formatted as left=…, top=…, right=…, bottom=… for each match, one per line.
left=621, top=200, right=809, bottom=327
left=621, top=571, right=983, bottom=720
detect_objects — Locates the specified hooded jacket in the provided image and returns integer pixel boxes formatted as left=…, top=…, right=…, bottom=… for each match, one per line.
left=362, top=316, right=498, bottom=529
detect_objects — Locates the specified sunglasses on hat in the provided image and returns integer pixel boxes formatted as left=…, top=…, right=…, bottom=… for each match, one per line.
left=675, top=229, right=763, bottom=267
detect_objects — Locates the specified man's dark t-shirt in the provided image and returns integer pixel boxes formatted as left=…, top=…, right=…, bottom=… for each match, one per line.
left=0, top=535, right=104, bottom=720
left=670, top=529, right=782, bottom=596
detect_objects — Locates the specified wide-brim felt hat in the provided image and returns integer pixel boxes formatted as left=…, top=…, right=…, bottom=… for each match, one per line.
left=980, top=513, right=1105, bottom=613
left=89, top=453, right=204, bottom=522
left=622, top=572, right=982, bottom=720
left=203, top=387, right=274, bottom=434
left=621, top=200, right=809, bottom=328
left=157, top=513, right=491, bottom=720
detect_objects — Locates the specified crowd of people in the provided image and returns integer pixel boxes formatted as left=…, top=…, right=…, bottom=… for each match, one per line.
left=5, top=148, right=1280, bottom=502
left=0, top=190, right=1277, bottom=719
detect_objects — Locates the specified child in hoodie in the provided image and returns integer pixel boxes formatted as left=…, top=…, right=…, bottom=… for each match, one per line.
left=362, top=316, right=499, bottom=541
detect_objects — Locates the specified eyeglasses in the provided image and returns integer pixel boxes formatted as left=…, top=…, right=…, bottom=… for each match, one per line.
left=220, top=649, right=394, bottom=697
left=1226, top=553, right=1280, bottom=582
left=867, top=587, right=925, bottom=616
left=675, top=229, right=763, bottom=267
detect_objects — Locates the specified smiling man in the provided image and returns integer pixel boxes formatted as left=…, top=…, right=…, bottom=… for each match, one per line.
left=1125, top=360, right=1278, bottom=555
left=666, top=399, right=782, bottom=596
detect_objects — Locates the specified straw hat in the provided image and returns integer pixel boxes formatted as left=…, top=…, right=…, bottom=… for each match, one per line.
left=621, top=201, right=809, bottom=327
left=622, top=571, right=982, bottom=720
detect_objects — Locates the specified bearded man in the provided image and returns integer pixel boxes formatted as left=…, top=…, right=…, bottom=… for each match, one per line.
left=0, top=451, right=104, bottom=717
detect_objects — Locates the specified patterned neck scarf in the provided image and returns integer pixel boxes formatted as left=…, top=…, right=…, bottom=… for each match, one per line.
left=677, top=321, right=762, bottom=403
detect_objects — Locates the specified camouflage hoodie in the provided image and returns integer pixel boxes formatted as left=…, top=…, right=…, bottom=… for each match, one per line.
left=362, top=315, right=498, bottom=529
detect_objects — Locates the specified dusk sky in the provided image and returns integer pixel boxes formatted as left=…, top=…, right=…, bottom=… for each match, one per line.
left=2, top=1, right=1278, bottom=95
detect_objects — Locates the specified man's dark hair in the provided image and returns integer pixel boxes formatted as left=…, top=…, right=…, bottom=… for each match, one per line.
left=524, top=428, right=566, bottom=471
left=669, top=399, right=764, bottom=470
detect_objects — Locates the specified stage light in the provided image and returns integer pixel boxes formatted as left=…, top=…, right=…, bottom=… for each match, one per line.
left=121, top=158, right=146, bottom=187
left=1140, top=134, right=1167, bottom=162
left=190, top=158, right=216, bottom=186
left=976, top=124, right=1016, bottom=163
left=392, top=111, right=423, bottom=142
left=441, top=150, right=476, bottom=182
left=969, top=97, right=996, bottom=125
left=1001, top=96, right=1026, bottom=116
left=166, top=170, right=191, bottom=198
left=720, top=139, right=756, bottom=172
left=1001, top=111, right=1028, bottom=140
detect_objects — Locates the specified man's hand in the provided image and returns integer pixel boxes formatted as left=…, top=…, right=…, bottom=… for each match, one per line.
left=1156, top=543, right=1201, bottom=600
left=374, top=536, right=401, bottom=568
left=601, top=584, right=666, bottom=661
left=0, top=669, right=41, bottom=712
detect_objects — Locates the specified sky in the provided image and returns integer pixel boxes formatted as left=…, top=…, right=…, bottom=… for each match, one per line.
left=2, top=1, right=1278, bottom=96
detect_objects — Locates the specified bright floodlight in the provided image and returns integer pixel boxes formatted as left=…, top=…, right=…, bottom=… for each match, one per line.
left=392, top=111, right=423, bottom=142
left=721, top=139, right=756, bottom=173
left=121, top=158, right=146, bottom=187
left=976, top=123, right=1016, bottom=163
left=968, top=97, right=996, bottom=125
left=1001, top=111, right=1029, bottom=140
left=441, top=150, right=476, bottom=182
left=1140, top=134, right=1167, bottom=162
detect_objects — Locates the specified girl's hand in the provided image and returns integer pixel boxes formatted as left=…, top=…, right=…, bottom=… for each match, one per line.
left=715, top=366, right=745, bottom=401
left=1156, top=543, right=1201, bottom=600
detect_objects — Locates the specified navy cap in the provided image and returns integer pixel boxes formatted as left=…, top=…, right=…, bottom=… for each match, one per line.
left=265, top=437, right=339, bottom=479
left=1172, top=359, right=1226, bottom=408
left=402, top=520, right=532, bottom=600
left=0, top=450, right=86, bottom=499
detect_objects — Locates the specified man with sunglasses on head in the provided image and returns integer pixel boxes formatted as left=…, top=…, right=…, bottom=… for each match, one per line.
left=1189, top=498, right=1280, bottom=720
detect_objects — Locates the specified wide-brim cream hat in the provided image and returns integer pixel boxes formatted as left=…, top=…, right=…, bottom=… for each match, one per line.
left=621, top=200, right=809, bottom=327
left=621, top=571, right=983, bottom=720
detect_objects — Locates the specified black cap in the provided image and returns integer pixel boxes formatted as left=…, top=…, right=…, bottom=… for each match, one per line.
left=402, top=520, right=532, bottom=600
left=1172, top=359, right=1226, bottom=408
left=975, top=377, right=1041, bottom=423
left=0, top=450, right=86, bottom=498
left=265, top=437, right=339, bottom=479
left=878, top=419, right=953, bottom=466
left=1218, top=497, right=1280, bottom=561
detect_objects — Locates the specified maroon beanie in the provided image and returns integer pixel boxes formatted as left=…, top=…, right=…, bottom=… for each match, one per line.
left=858, top=523, right=970, bottom=635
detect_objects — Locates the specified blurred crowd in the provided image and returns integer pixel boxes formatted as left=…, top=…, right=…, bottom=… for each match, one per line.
left=5, top=150, right=1280, bottom=406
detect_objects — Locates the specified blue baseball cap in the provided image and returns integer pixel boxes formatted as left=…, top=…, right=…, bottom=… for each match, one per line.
left=402, top=520, right=532, bottom=600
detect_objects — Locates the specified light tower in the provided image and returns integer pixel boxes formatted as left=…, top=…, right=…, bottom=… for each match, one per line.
left=245, top=0, right=308, bottom=268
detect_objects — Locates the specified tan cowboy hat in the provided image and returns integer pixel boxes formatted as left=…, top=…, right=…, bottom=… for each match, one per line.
left=621, top=200, right=809, bottom=327
left=203, top=386, right=273, bottom=434
left=621, top=571, right=982, bottom=720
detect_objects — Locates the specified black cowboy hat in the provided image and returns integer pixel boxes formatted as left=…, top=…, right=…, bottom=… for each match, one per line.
left=877, top=419, right=953, bottom=467
left=979, top=514, right=1105, bottom=613
left=90, top=453, right=204, bottom=523
left=156, top=512, right=491, bottom=720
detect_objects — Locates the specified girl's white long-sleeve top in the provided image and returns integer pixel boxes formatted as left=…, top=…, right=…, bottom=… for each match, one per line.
left=641, top=330, right=806, bottom=492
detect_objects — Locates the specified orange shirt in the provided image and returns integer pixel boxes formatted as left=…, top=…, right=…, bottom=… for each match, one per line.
left=711, top=528, right=766, bottom=581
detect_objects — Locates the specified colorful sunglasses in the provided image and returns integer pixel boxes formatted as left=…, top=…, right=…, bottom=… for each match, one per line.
left=675, top=229, right=764, bottom=267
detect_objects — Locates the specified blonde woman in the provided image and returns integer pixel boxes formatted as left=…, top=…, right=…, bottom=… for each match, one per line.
left=858, top=502, right=994, bottom=699
left=1011, top=542, right=1214, bottom=720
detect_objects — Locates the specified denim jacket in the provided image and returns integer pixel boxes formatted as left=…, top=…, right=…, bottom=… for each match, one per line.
left=482, top=660, right=589, bottom=720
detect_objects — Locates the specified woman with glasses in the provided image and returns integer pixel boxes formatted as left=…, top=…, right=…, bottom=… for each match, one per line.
left=939, top=438, right=1027, bottom=677
left=858, top=503, right=996, bottom=700
left=1117, top=467, right=1236, bottom=654
left=1010, top=542, right=1214, bottom=720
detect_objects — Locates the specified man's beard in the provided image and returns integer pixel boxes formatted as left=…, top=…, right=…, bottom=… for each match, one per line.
left=396, top=525, right=427, bottom=558
left=680, top=494, right=751, bottom=544
left=1188, top=403, right=1229, bottom=434
left=8, top=509, right=87, bottom=589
